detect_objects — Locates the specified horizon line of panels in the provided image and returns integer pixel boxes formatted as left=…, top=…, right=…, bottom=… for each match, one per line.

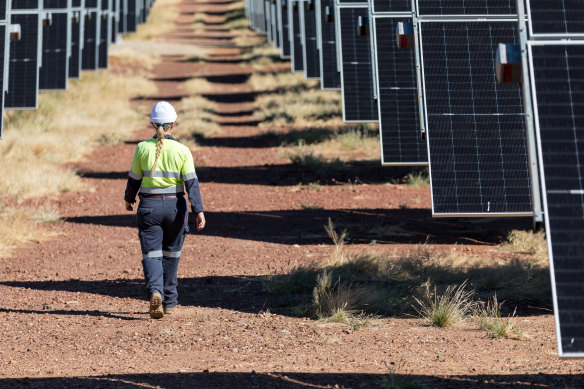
left=244, top=0, right=533, bottom=218
left=0, top=0, right=155, bottom=138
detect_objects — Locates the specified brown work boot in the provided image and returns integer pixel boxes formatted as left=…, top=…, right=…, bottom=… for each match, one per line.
left=149, top=292, right=164, bottom=319
left=163, top=306, right=176, bottom=315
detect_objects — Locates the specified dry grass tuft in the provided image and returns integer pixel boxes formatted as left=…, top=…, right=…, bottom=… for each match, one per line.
left=109, top=48, right=160, bottom=71
left=499, top=230, right=548, bottom=262
left=474, top=295, right=527, bottom=340
left=0, top=204, right=57, bottom=257
left=175, top=96, right=220, bottom=141
left=249, top=72, right=318, bottom=93
left=124, top=0, right=180, bottom=40
left=181, top=78, right=214, bottom=95
left=413, top=280, right=476, bottom=328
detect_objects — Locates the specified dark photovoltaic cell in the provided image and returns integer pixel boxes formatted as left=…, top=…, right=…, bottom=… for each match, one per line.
left=99, top=8, right=110, bottom=69
left=0, top=25, right=6, bottom=137
left=420, top=21, right=531, bottom=215
left=339, top=7, right=377, bottom=122
left=82, top=10, right=99, bottom=70
left=278, top=0, right=290, bottom=57
left=372, top=0, right=410, bottom=13
left=375, top=17, right=426, bottom=164
left=44, top=0, right=69, bottom=8
left=40, top=12, right=69, bottom=90
left=301, top=0, right=320, bottom=78
left=417, top=0, right=515, bottom=15
left=111, top=0, right=119, bottom=43
left=528, top=0, right=584, bottom=35
left=338, top=0, right=366, bottom=3
left=290, top=0, right=303, bottom=72
left=6, top=13, right=39, bottom=109
left=11, top=0, right=39, bottom=9
left=0, top=1, right=6, bottom=21
left=265, top=0, right=271, bottom=40
left=69, top=10, right=82, bottom=78
left=271, top=1, right=279, bottom=48
left=318, top=0, right=339, bottom=88
left=530, top=43, right=584, bottom=356
left=72, top=0, right=82, bottom=6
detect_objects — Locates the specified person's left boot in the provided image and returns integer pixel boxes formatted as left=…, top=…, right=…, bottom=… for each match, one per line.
left=163, top=306, right=176, bottom=315
left=149, top=292, right=164, bottom=319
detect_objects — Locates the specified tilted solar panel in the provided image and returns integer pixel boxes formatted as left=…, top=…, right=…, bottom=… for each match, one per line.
left=372, top=0, right=410, bottom=13
left=98, top=1, right=110, bottom=69
left=278, top=0, right=290, bottom=58
left=289, top=0, right=304, bottom=72
left=317, top=0, right=339, bottom=89
left=82, top=9, right=99, bottom=70
left=0, top=24, right=7, bottom=138
left=0, top=1, right=6, bottom=22
left=271, top=0, right=279, bottom=48
left=111, top=0, right=119, bottom=43
left=419, top=20, right=532, bottom=215
left=301, top=0, right=320, bottom=79
left=374, top=16, right=426, bottom=165
left=527, top=0, right=584, bottom=36
left=72, top=0, right=82, bottom=6
left=126, top=0, right=137, bottom=32
left=338, top=6, right=377, bottom=122
left=69, top=9, right=82, bottom=78
left=265, top=0, right=272, bottom=40
left=529, top=42, right=584, bottom=357
left=40, top=11, right=69, bottom=90
left=44, top=0, right=69, bottom=7
left=6, top=12, right=40, bottom=109
left=416, top=0, right=516, bottom=15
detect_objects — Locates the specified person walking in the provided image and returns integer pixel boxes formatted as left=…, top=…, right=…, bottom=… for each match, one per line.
left=124, top=101, right=205, bottom=319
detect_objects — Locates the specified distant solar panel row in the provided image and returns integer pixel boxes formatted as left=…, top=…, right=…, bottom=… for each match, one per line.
left=1, top=0, right=155, bottom=139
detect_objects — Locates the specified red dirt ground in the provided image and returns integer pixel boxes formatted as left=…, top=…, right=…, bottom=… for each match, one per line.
left=1, top=0, right=583, bottom=388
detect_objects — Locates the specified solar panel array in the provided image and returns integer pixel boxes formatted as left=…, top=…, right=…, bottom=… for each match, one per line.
left=300, top=0, right=319, bottom=79
left=0, top=0, right=155, bottom=139
left=513, top=0, right=584, bottom=358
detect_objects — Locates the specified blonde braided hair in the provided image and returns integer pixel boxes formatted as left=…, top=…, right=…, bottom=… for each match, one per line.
left=151, top=122, right=172, bottom=173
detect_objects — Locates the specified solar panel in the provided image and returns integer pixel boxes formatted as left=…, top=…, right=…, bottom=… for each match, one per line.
left=39, top=11, right=70, bottom=91
left=266, top=0, right=272, bottom=41
left=337, top=5, right=377, bottom=122
left=289, top=0, right=303, bottom=72
left=98, top=0, right=110, bottom=69
left=316, top=0, right=339, bottom=89
left=82, top=8, right=99, bottom=70
left=372, top=0, right=410, bottom=13
left=271, top=0, right=279, bottom=48
left=301, top=0, right=320, bottom=79
left=69, top=8, right=83, bottom=78
left=528, top=42, right=584, bottom=357
left=11, top=0, right=40, bottom=10
left=416, top=0, right=516, bottom=16
left=419, top=20, right=532, bottom=216
left=527, top=0, right=584, bottom=37
left=6, top=12, right=40, bottom=109
left=0, top=1, right=6, bottom=22
left=0, top=24, right=7, bottom=138
left=374, top=16, right=427, bottom=165
left=126, top=0, right=137, bottom=32
left=111, top=0, right=119, bottom=43
left=277, top=0, right=290, bottom=58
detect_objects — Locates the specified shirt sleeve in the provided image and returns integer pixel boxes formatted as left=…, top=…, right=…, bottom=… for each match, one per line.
left=124, top=146, right=143, bottom=204
left=181, top=149, right=204, bottom=213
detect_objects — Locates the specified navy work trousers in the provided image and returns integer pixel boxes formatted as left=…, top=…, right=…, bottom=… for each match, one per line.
left=137, top=195, right=189, bottom=308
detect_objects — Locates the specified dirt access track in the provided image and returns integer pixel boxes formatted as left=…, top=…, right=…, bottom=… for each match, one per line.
left=1, top=0, right=583, bottom=388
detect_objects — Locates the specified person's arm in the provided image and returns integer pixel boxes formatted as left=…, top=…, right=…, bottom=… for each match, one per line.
left=124, top=146, right=143, bottom=211
left=182, top=149, right=205, bottom=230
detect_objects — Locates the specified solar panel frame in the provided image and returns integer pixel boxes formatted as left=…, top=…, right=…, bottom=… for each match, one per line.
left=39, top=9, right=71, bottom=91
left=336, top=3, right=378, bottom=123
left=527, top=40, right=584, bottom=358
left=526, top=0, right=584, bottom=39
left=0, top=21, right=9, bottom=139
left=277, top=0, right=291, bottom=58
left=6, top=10, right=42, bottom=110
left=300, top=0, right=320, bottom=79
left=415, top=0, right=517, bottom=17
left=372, top=14, right=428, bottom=166
left=417, top=18, right=533, bottom=217
left=316, top=0, right=340, bottom=89
left=289, top=0, right=304, bottom=72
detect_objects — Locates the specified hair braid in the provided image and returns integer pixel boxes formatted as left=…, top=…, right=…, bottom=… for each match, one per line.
left=152, top=125, right=165, bottom=173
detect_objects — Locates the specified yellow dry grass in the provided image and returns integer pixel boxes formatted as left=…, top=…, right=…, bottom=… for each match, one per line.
left=1, top=71, right=155, bottom=198
left=124, top=0, right=180, bottom=41
left=249, top=72, right=318, bottom=92
left=181, top=78, right=214, bottom=95
left=175, top=96, right=220, bottom=141
left=110, top=48, right=161, bottom=71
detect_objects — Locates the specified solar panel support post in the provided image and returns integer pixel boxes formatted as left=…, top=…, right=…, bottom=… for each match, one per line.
left=367, top=0, right=377, bottom=101
left=411, top=14, right=426, bottom=141
left=516, top=0, right=543, bottom=225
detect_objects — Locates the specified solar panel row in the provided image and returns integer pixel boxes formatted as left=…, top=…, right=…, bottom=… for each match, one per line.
left=1, top=0, right=155, bottom=139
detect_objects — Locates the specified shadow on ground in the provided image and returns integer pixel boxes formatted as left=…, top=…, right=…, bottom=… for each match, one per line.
left=0, top=370, right=580, bottom=388
left=63, top=208, right=532, bottom=246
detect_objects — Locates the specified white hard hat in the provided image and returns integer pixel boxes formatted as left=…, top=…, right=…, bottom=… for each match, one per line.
left=149, top=101, right=177, bottom=124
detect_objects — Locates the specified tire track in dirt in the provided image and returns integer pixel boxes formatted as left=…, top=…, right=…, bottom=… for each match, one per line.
left=1, top=0, right=582, bottom=387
